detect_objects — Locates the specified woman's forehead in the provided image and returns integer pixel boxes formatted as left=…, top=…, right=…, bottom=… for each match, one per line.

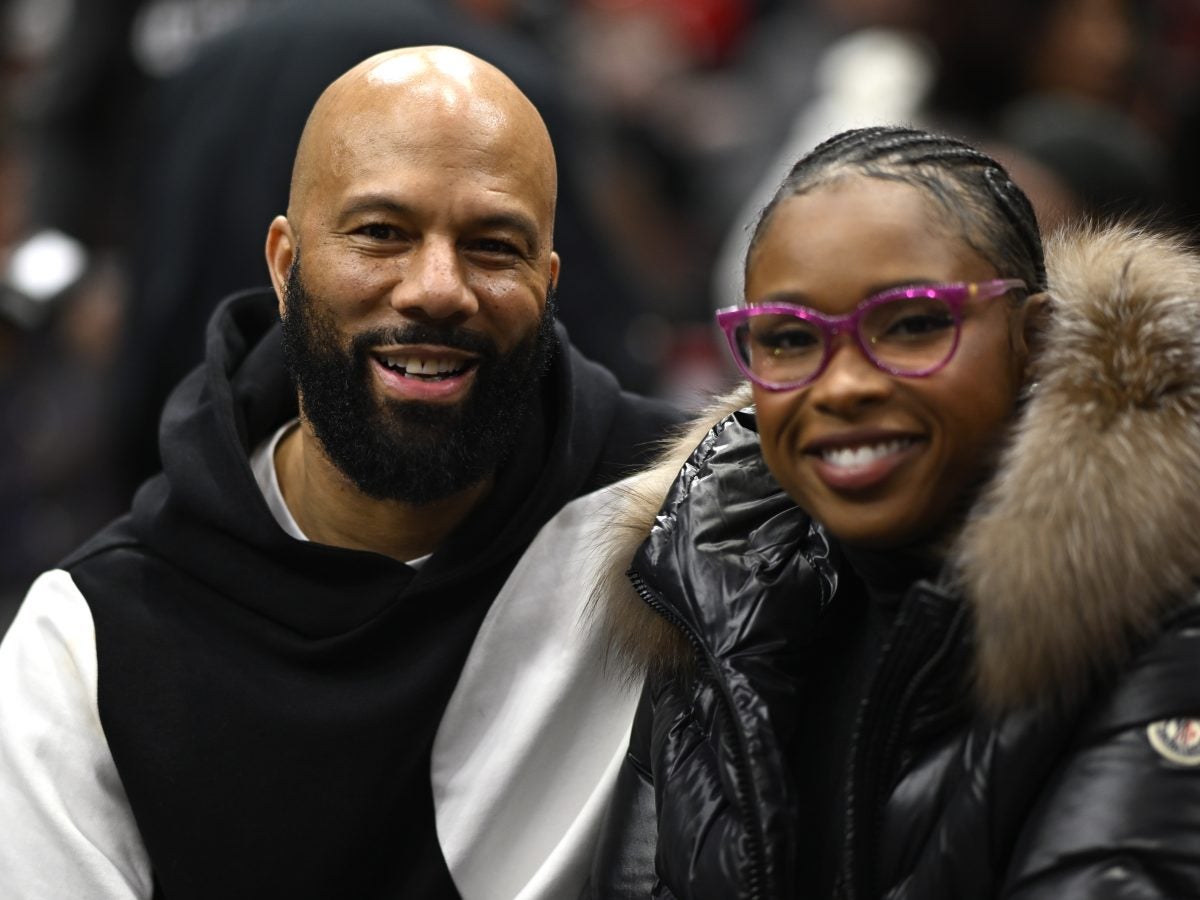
left=747, top=178, right=993, bottom=301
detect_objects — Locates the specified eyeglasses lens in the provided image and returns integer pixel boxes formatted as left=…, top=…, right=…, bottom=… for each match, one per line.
left=739, top=314, right=823, bottom=385
left=861, top=294, right=957, bottom=374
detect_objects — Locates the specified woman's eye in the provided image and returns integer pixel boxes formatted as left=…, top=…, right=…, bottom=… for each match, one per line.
left=756, top=325, right=820, bottom=354
left=885, top=313, right=954, bottom=337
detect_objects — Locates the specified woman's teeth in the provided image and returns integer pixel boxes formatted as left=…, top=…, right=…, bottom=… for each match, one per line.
left=821, top=439, right=912, bottom=469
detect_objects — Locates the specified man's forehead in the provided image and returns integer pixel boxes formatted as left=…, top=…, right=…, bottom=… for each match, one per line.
left=291, top=47, right=556, bottom=225
left=339, top=47, right=520, bottom=130
left=319, top=107, right=546, bottom=199
left=330, top=53, right=540, bottom=164
left=332, top=94, right=508, bottom=153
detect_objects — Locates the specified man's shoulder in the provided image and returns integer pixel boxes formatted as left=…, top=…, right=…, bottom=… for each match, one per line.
left=54, top=511, right=175, bottom=611
left=612, top=390, right=686, bottom=473
left=58, top=513, right=142, bottom=572
left=576, top=384, right=686, bottom=496
left=611, top=387, right=687, bottom=444
left=558, top=335, right=687, bottom=473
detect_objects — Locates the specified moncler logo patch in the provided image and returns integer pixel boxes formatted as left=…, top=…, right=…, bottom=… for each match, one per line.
left=1146, top=718, right=1200, bottom=766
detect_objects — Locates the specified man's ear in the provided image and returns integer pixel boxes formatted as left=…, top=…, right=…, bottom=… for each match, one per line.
left=265, top=216, right=296, bottom=317
left=548, top=250, right=560, bottom=291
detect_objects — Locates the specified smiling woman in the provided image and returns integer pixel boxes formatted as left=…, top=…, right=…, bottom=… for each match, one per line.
left=587, top=125, right=1200, bottom=899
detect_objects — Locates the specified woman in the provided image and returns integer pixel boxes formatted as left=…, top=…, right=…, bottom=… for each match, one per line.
left=589, top=126, right=1200, bottom=898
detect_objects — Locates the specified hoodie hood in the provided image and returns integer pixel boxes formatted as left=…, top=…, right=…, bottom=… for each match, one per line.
left=127, top=288, right=673, bottom=639
left=599, top=224, right=1200, bottom=711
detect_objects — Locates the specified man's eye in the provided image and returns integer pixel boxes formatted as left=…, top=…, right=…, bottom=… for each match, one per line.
left=471, top=238, right=521, bottom=257
left=358, top=223, right=400, bottom=240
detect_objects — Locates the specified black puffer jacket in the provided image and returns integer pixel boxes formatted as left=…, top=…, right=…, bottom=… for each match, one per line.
left=589, top=225, right=1200, bottom=898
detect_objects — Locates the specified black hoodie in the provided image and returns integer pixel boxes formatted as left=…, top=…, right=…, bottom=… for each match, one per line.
left=58, top=289, right=681, bottom=898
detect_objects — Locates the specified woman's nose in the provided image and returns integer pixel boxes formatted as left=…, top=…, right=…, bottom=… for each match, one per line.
left=807, top=335, right=893, bottom=415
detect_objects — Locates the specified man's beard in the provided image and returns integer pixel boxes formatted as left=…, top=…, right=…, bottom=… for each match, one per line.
left=280, top=260, right=557, bottom=504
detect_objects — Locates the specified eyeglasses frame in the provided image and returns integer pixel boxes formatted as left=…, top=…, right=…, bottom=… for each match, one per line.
left=715, top=278, right=1027, bottom=392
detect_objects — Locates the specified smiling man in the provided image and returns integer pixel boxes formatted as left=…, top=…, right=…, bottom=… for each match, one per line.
left=0, top=47, right=680, bottom=900
left=268, top=47, right=567, bottom=556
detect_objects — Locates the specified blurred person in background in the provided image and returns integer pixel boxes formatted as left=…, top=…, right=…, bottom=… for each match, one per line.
left=0, top=0, right=284, bottom=627
left=709, top=0, right=1189, bottom=315
left=988, top=0, right=1172, bottom=225
left=0, top=0, right=283, bottom=328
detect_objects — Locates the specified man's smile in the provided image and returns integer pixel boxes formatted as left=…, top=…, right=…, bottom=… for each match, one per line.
left=371, top=347, right=480, bottom=400
left=374, top=351, right=477, bottom=380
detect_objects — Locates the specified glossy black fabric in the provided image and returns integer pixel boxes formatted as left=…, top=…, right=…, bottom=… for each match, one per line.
left=591, top=409, right=1200, bottom=900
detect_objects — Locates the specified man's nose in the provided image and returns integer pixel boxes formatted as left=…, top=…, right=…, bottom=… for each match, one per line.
left=389, top=239, right=478, bottom=322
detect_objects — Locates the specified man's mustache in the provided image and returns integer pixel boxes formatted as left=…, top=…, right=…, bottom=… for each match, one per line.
left=351, top=323, right=498, bottom=359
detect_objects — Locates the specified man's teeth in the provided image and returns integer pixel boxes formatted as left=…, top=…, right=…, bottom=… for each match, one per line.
left=821, top=440, right=912, bottom=469
left=382, top=357, right=465, bottom=377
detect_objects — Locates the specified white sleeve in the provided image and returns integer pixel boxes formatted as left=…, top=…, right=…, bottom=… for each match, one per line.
left=0, top=570, right=153, bottom=900
left=432, top=482, right=641, bottom=900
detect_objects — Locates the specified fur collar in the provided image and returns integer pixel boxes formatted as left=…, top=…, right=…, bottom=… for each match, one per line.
left=595, top=224, right=1200, bottom=711
left=589, top=387, right=754, bottom=687
left=958, top=224, right=1200, bottom=710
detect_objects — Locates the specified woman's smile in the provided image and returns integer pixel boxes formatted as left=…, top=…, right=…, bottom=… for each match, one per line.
left=806, top=434, right=923, bottom=491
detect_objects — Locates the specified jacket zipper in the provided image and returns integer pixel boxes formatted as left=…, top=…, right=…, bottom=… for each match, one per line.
left=838, top=589, right=970, bottom=899
left=629, top=569, right=772, bottom=900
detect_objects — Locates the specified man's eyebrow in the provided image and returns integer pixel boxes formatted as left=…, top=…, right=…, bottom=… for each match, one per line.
left=336, top=194, right=413, bottom=225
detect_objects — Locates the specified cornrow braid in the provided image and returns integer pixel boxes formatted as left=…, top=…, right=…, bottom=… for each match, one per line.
left=984, top=166, right=1047, bottom=289
left=747, top=125, right=1046, bottom=292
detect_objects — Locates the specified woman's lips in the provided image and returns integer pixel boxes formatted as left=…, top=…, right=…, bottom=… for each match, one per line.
left=807, top=437, right=922, bottom=491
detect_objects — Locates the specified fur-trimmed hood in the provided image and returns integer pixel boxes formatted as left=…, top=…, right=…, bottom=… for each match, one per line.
left=596, top=224, right=1200, bottom=711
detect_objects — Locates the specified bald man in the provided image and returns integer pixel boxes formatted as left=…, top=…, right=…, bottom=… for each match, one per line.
left=0, top=47, right=681, bottom=900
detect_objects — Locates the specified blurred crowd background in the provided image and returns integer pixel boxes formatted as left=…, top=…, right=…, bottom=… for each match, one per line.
left=1, top=0, right=1198, bottom=627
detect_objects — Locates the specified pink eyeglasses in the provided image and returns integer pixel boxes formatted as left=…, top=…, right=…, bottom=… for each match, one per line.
left=715, top=279, right=1026, bottom=391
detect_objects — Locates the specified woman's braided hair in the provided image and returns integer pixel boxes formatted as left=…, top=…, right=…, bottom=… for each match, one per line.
left=746, top=125, right=1047, bottom=292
